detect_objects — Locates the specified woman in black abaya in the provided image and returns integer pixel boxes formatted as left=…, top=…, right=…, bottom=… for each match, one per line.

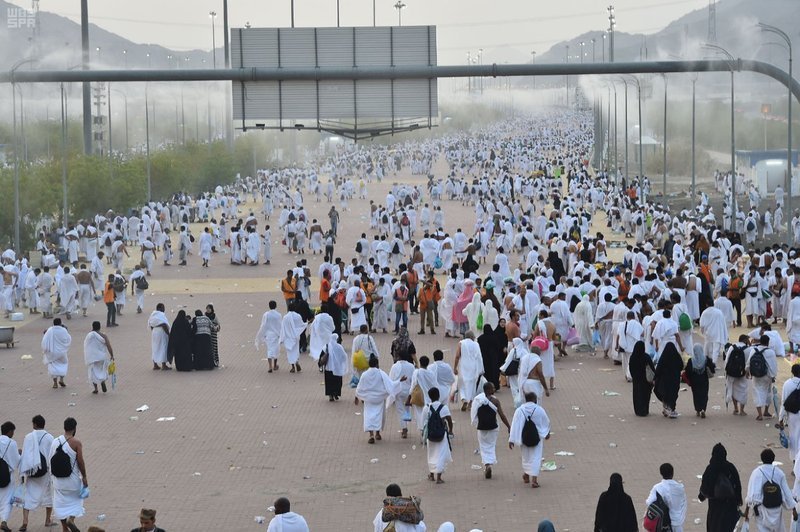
left=698, top=443, right=742, bottom=532
left=654, top=341, right=683, bottom=418
left=685, top=344, right=716, bottom=418
left=477, top=324, right=502, bottom=389
left=593, top=473, right=638, bottom=532
left=167, top=310, right=194, bottom=371
left=628, top=341, right=655, bottom=417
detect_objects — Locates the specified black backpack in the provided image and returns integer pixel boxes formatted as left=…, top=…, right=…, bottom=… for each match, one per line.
left=761, top=470, right=782, bottom=508
left=50, top=439, right=73, bottom=479
left=476, top=404, right=498, bottom=431
left=725, top=345, right=747, bottom=378
left=521, top=236, right=529, bottom=248
left=426, top=405, right=446, bottom=443
left=643, top=492, right=671, bottom=531
left=113, top=276, right=126, bottom=293
left=0, top=444, right=10, bottom=488
left=749, top=348, right=768, bottom=378
left=521, top=409, right=541, bottom=447
left=784, top=383, right=800, bottom=415
left=392, top=242, right=401, bottom=255
left=355, top=241, right=362, bottom=254
left=29, top=433, right=49, bottom=479
left=135, top=276, right=149, bottom=291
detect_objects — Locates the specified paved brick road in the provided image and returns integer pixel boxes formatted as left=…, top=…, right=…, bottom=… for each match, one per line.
left=0, top=162, right=792, bottom=531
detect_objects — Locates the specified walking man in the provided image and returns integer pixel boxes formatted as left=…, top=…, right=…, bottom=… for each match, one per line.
left=49, top=417, right=88, bottom=532
left=470, top=381, right=510, bottom=479
left=508, top=384, right=551, bottom=488
left=19, top=415, right=55, bottom=530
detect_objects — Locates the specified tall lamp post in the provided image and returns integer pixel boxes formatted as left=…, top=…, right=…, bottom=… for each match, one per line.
left=591, top=38, right=596, bottom=62
left=759, top=23, right=793, bottom=242
left=565, top=44, right=570, bottom=107
left=703, top=42, right=737, bottom=221
left=660, top=74, right=667, bottom=199
left=10, top=58, right=37, bottom=253
left=607, top=5, right=615, bottom=62
left=394, top=1, right=406, bottom=26
left=209, top=11, right=217, bottom=68
left=531, top=51, right=536, bottom=89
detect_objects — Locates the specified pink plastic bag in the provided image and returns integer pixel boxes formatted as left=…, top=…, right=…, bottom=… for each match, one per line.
left=565, top=328, right=579, bottom=346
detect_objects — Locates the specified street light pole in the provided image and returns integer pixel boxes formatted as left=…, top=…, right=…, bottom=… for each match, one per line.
left=145, top=85, right=152, bottom=201
left=759, top=23, right=793, bottom=242
left=61, top=83, right=68, bottom=229
left=692, top=75, right=697, bottom=207
left=662, top=74, right=667, bottom=199
left=394, top=1, right=406, bottom=26
left=607, top=5, right=615, bottom=63
left=591, top=38, right=596, bottom=62
left=565, top=45, right=570, bottom=107
left=704, top=43, right=737, bottom=223
left=209, top=11, right=217, bottom=68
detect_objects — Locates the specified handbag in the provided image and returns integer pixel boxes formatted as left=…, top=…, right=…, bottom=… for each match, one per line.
left=318, top=349, right=329, bottom=368
left=504, top=349, right=520, bottom=377
left=645, top=365, right=656, bottom=384
left=410, top=384, right=424, bottom=407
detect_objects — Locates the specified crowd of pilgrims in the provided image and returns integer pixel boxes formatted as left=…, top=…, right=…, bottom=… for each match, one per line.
left=6, top=109, right=800, bottom=530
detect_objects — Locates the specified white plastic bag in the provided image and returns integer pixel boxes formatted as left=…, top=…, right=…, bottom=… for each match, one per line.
left=792, top=518, right=800, bottom=532
left=739, top=519, right=749, bottom=532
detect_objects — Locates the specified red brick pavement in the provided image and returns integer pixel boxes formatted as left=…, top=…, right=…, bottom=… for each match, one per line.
left=0, top=165, right=791, bottom=531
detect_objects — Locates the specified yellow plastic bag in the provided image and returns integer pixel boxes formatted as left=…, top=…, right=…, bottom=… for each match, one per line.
left=352, top=349, right=368, bottom=371
left=108, top=361, right=116, bottom=375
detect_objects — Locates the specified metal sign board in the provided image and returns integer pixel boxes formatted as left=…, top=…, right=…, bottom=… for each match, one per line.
left=230, top=26, right=438, bottom=139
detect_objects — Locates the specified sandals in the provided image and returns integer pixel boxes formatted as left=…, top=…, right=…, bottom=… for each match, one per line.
left=484, top=466, right=492, bottom=479
left=522, top=473, right=530, bottom=484
left=375, top=433, right=382, bottom=441
left=18, top=526, right=28, bottom=532
left=368, top=437, right=375, bottom=444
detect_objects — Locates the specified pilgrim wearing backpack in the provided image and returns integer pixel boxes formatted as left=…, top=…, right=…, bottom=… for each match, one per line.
left=0, top=421, right=21, bottom=532
left=743, top=449, right=794, bottom=531
left=746, top=335, right=778, bottom=421
left=778, top=364, right=800, bottom=463
left=644, top=463, right=686, bottom=532
left=19, top=415, right=55, bottom=530
left=508, top=383, right=551, bottom=489
left=724, top=336, right=750, bottom=416
left=423, top=388, right=453, bottom=484
left=48, top=417, right=88, bottom=531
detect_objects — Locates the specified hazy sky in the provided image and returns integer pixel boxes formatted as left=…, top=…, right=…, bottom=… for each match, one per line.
left=42, top=0, right=709, bottom=63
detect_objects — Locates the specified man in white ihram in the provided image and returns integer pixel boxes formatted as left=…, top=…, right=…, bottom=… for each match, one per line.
left=454, top=331, right=484, bottom=411
left=645, top=463, right=686, bottom=531
left=49, top=417, right=88, bottom=532
left=280, top=309, right=307, bottom=374
left=256, top=300, right=283, bottom=373
left=508, top=383, right=551, bottom=489
left=19, top=415, right=55, bottom=530
left=356, top=356, right=406, bottom=444
left=42, top=318, right=72, bottom=389
left=0, top=421, right=20, bottom=532
left=267, top=497, right=309, bottom=532
left=148, top=303, right=171, bottom=371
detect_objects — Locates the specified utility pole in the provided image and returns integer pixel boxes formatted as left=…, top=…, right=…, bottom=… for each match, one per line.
left=81, top=0, right=91, bottom=155
left=607, top=6, right=615, bottom=63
